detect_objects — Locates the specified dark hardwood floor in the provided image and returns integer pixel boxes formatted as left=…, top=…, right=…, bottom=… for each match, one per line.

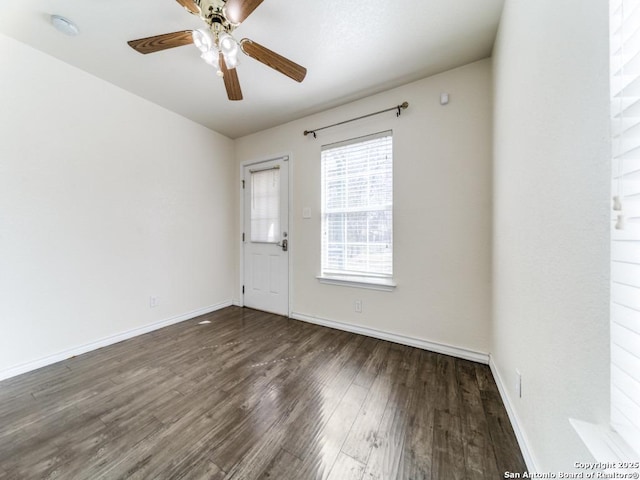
left=0, top=307, right=526, bottom=479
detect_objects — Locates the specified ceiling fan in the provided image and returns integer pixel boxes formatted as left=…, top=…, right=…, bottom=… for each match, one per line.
left=127, top=0, right=307, bottom=101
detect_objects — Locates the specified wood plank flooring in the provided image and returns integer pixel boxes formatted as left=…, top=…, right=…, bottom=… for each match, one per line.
left=0, top=307, right=526, bottom=479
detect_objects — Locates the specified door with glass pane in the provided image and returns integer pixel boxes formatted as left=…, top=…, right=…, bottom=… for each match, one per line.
left=242, top=157, right=289, bottom=315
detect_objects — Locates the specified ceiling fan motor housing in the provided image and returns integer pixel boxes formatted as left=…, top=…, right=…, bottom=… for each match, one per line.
left=199, top=0, right=237, bottom=34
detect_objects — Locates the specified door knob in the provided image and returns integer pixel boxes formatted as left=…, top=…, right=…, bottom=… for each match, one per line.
left=278, top=239, right=288, bottom=252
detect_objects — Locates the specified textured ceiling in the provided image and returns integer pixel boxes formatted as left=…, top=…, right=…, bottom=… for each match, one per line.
left=0, top=0, right=505, bottom=138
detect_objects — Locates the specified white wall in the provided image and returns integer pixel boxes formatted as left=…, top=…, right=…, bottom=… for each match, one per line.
left=492, top=0, right=610, bottom=472
left=235, top=59, right=493, bottom=357
left=0, top=33, right=236, bottom=376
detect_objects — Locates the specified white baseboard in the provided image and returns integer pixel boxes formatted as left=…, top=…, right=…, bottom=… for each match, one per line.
left=0, top=300, right=232, bottom=382
left=489, top=354, right=538, bottom=472
left=290, top=311, right=489, bottom=364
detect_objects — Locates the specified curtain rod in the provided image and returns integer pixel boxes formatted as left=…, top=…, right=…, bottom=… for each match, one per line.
left=303, top=101, right=409, bottom=138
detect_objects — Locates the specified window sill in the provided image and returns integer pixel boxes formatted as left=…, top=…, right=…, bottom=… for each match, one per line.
left=316, top=275, right=397, bottom=291
left=570, top=419, right=640, bottom=463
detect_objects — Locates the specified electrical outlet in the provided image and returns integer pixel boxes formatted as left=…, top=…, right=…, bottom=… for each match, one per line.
left=150, top=296, right=159, bottom=308
left=515, top=370, right=522, bottom=398
left=354, top=300, right=362, bottom=313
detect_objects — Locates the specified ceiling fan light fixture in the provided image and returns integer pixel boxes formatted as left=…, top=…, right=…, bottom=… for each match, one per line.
left=201, top=48, right=220, bottom=68
left=223, top=52, right=240, bottom=69
left=192, top=28, right=213, bottom=53
left=218, top=32, right=239, bottom=57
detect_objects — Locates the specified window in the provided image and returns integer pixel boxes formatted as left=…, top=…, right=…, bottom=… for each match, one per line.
left=250, top=167, right=280, bottom=243
left=610, top=0, right=640, bottom=457
left=320, top=131, right=394, bottom=289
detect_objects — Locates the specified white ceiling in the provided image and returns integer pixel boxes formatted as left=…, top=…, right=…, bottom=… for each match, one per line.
left=0, top=0, right=504, bottom=139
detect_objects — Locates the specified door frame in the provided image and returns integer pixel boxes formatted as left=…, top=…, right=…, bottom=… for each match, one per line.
left=238, top=153, right=293, bottom=316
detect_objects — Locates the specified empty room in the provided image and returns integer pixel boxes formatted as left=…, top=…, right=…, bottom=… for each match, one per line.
left=1, top=0, right=638, bottom=478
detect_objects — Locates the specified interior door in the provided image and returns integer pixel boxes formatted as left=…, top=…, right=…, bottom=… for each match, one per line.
left=242, top=157, right=289, bottom=316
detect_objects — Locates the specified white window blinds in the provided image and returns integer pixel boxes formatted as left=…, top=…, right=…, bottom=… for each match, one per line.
left=610, top=0, right=640, bottom=456
left=321, top=131, right=393, bottom=277
left=250, top=167, right=280, bottom=243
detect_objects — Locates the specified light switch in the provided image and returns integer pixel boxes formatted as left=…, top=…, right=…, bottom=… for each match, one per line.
left=302, top=207, right=311, bottom=219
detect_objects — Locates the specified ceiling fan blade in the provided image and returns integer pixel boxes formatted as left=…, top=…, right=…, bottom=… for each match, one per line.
left=176, top=0, right=200, bottom=14
left=223, top=0, right=264, bottom=25
left=240, top=39, right=307, bottom=83
left=128, top=31, right=194, bottom=54
left=220, top=54, right=243, bottom=101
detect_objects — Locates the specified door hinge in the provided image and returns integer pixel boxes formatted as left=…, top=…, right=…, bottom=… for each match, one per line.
left=242, top=180, right=245, bottom=189
left=242, top=232, right=245, bottom=242
left=242, top=285, right=245, bottom=294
